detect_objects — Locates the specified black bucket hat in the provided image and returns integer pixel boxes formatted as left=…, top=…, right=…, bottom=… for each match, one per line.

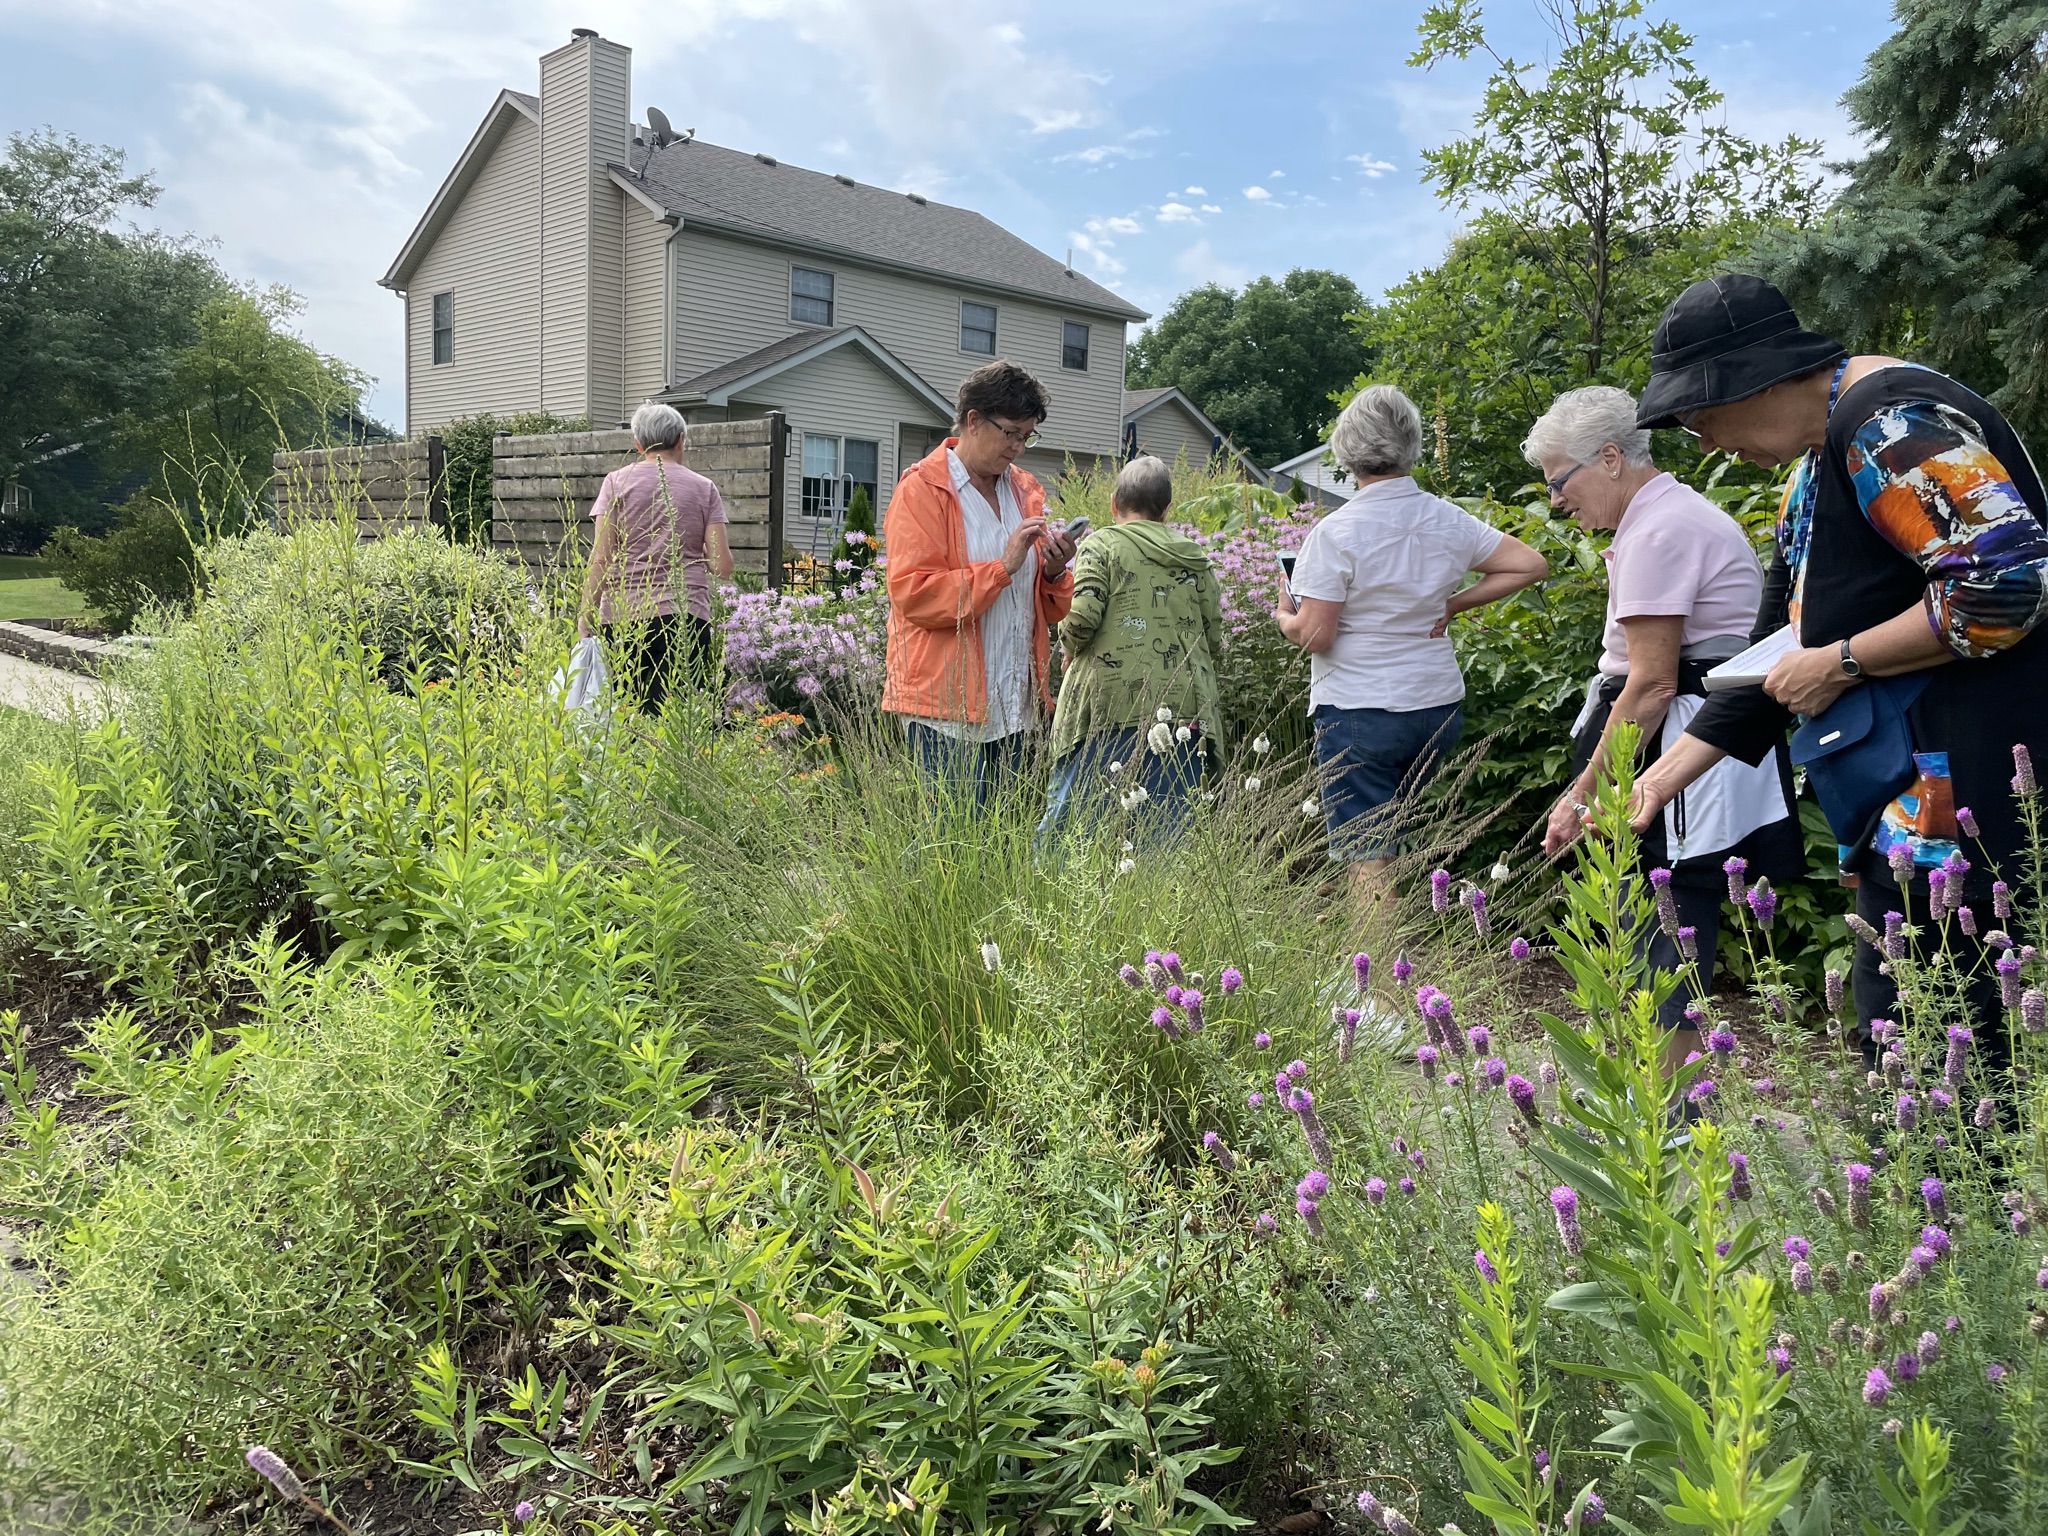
left=1636, top=273, right=1847, bottom=429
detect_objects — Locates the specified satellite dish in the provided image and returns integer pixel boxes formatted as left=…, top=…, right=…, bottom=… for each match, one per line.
left=646, top=106, right=676, bottom=148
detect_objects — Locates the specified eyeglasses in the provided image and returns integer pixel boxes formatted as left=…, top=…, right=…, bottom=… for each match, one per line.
left=1544, top=460, right=1589, bottom=498
left=1674, top=405, right=1710, bottom=433
left=976, top=414, right=1040, bottom=448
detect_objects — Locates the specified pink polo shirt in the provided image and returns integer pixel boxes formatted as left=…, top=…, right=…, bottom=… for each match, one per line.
left=1596, top=473, right=1763, bottom=678
left=587, top=457, right=726, bottom=624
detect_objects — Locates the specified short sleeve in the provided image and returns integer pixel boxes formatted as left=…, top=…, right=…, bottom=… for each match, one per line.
left=706, top=480, right=728, bottom=525
left=1460, top=511, right=1504, bottom=570
left=587, top=469, right=618, bottom=523
left=1291, top=522, right=1347, bottom=603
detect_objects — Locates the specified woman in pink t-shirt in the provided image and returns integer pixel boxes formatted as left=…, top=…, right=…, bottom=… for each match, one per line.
left=576, top=401, right=733, bottom=711
left=1523, top=386, right=1801, bottom=1042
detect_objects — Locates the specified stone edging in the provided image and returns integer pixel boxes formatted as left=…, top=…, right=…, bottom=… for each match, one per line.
left=0, top=620, right=141, bottom=677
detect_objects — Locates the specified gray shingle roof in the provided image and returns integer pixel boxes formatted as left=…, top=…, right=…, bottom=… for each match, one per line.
left=621, top=139, right=1146, bottom=323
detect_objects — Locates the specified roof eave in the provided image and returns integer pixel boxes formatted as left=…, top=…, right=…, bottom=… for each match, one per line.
left=664, top=325, right=952, bottom=420
left=652, top=206, right=1147, bottom=323
left=381, top=89, right=539, bottom=291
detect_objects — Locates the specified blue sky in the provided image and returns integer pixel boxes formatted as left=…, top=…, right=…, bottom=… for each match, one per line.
left=2, top=0, right=1896, bottom=426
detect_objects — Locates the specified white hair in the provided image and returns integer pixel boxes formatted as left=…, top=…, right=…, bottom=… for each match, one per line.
left=631, top=400, right=687, bottom=453
left=1328, top=384, right=1423, bottom=478
left=1112, top=455, right=1173, bottom=519
left=1522, top=386, right=1653, bottom=469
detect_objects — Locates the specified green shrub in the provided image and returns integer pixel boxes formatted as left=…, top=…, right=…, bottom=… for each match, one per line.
left=440, top=410, right=590, bottom=548
left=41, top=493, right=205, bottom=633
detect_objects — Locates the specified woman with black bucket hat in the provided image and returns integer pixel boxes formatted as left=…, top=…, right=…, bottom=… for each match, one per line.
left=1626, top=273, right=2048, bottom=1064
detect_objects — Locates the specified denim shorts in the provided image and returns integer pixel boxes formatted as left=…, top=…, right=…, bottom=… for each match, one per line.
left=1313, top=701, right=1463, bottom=861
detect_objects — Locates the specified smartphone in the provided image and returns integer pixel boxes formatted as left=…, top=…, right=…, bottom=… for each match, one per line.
left=1062, top=514, right=1091, bottom=537
left=1276, top=551, right=1299, bottom=595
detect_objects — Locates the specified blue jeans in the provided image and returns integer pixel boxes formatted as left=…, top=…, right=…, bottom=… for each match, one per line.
left=1038, top=726, right=1205, bottom=847
left=1313, top=701, right=1462, bottom=860
left=905, top=721, right=1030, bottom=813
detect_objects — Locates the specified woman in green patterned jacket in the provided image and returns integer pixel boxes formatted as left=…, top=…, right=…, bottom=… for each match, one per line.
left=1038, top=455, right=1224, bottom=845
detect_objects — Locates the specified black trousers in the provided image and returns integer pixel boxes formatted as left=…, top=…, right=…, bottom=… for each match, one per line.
left=1850, top=874, right=2009, bottom=1073
left=1640, top=868, right=1726, bottom=1031
left=602, top=612, right=717, bottom=715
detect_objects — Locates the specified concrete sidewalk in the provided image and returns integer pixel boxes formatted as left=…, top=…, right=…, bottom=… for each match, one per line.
left=0, top=651, right=109, bottom=724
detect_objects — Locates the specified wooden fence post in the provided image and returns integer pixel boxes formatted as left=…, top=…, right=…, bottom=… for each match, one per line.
left=766, top=410, right=789, bottom=591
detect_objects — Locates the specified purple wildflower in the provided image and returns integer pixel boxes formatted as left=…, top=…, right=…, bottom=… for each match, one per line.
left=1510, top=936, right=1532, bottom=962
left=1889, top=842, right=1916, bottom=883
left=1353, top=952, right=1371, bottom=991
left=1747, top=878, right=1777, bottom=929
left=1538, top=1059, right=1559, bottom=1086
left=1792, top=1259, right=1814, bottom=1294
left=1296, top=1169, right=1329, bottom=1201
left=1392, top=956, right=1413, bottom=983
left=1724, top=855, right=1747, bottom=904
left=1943, top=1026, right=1971, bottom=1086
left=1479, top=1055, right=1507, bottom=1089
left=1152, top=1005, right=1181, bottom=1040
left=1580, top=1492, right=1605, bottom=1529
left=1293, top=1089, right=1333, bottom=1167
left=1728, top=1151, right=1753, bottom=1201
left=515, top=1501, right=537, bottom=1523
left=1910, top=1244, right=1938, bottom=1275
left=1466, top=1024, right=1491, bottom=1053
left=1286, top=1059, right=1308, bottom=1082
left=1255, top=1211, right=1277, bottom=1233
left=1769, top=1346, right=1792, bottom=1377
left=1677, top=924, right=1698, bottom=961
left=1688, top=1078, right=1717, bottom=1104
left=1997, top=954, right=2023, bottom=1008
left=1254, top=1030, right=1272, bottom=1050
left=1957, top=804, right=1980, bottom=837
left=1219, top=966, right=1244, bottom=994
left=1398, top=1175, right=1415, bottom=1195
left=1144, top=953, right=1170, bottom=990
left=1784, top=1235, right=1810, bottom=1260
left=1416, top=1043, right=1439, bottom=1081
left=1507, top=1074, right=1538, bottom=1123
left=1847, top=1163, right=1872, bottom=1228
left=1708, top=1027, right=1737, bottom=1057
left=1162, top=950, right=1185, bottom=983
left=1474, top=1248, right=1499, bottom=1284
left=1551, top=1185, right=1585, bottom=1255
left=1365, top=1176, right=1386, bottom=1204
left=1445, top=1070, right=1464, bottom=1088
left=1847, top=912, right=1883, bottom=946
left=1755, top=1077, right=1776, bottom=1096
left=1994, top=880, right=2013, bottom=919
left=2025, top=989, right=2046, bottom=1034
left=1339, top=1007, right=1359, bottom=1062
left=1182, top=988, right=1205, bottom=1033
left=245, top=1447, right=303, bottom=1501
left=1870, top=1281, right=1892, bottom=1321
left=1296, top=1196, right=1324, bottom=1236
left=1892, top=1351, right=1922, bottom=1383
left=1896, top=1093, right=1917, bottom=1131
left=1927, top=868, right=1949, bottom=915
left=1202, top=1132, right=1236, bottom=1172
left=1959, top=905, right=1979, bottom=936
left=1119, top=963, right=1144, bottom=989
left=1650, top=867, right=1680, bottom=935
left=1884, top=910, right=1905, bottom=959
left=1247, top=1091, right=1265, bottom=1109
left=2015, top=742, right=2037, bottom=796
left=1430, top=869, right=1451, bottom=912
left=1921, top=1177, right=1948, bottom=1222
left=1989, top=1362, right=2009, bottom=1381
left=1356, top=1491, right=1383, bottom=1522
left=1825, top=967, right=1845, bottom=1012
left=1165, top=984, right=1185, bottom=1007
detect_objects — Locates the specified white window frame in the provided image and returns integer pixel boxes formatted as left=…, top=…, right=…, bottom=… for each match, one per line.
left=790, top=266, right=835, bottom=327
left=431, top=291, right=454, bottom=365
left=960, top=300, right=998, bottom=356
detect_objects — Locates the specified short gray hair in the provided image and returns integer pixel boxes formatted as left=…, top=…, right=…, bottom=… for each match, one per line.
left=1329, top=384, right=1423, bottom=478
left=631, top=400, right=686, bottom=452
left=1522, top=386, right=1653, bottom=469
left=1112, top=455, right=1173, bottom=519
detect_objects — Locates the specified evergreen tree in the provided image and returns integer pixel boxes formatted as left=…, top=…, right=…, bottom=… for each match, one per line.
left=1761, top=0, right=2048, bottom=453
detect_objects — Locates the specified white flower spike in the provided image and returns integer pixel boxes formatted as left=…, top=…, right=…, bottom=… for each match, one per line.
left=1147, top=720, right=1176, bottom=754
left=1245, top=775, right=1263, bottom=792
left=1302, top=797, right=1320, bottom=818
left=1175, top=724, right=1193, bottom=743
left=980, top=941, right=1002, bottom=973
left=1156, top=705, right=1176, bottom=723
left=1251, top=734, right=1272, bottom=755
left=1491, top=859, right=1511, bottom=881
left=1117, top=856, right=1137, bottom=874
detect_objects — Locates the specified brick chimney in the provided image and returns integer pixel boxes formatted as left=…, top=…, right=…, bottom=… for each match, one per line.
left=539, top=28, right=631, bottom=422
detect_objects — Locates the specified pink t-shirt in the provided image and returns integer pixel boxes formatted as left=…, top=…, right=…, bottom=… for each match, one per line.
left=1596, top=473, right=1763, bottom=678
left=587, top=457, right=726, bottom=624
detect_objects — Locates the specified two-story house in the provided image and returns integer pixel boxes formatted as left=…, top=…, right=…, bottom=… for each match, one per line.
left=379, top=28, right=1147, bottom=553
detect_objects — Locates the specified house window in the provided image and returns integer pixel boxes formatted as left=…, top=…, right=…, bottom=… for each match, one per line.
left=800, top=433, right=881, bottom=525
left=960, top=301, right=998, bottom=355
left=431, top=292, right=453, bottom=365
left=1061, top=320, right=1090, bottom=372
left=791, top=267, right=835, bottom=326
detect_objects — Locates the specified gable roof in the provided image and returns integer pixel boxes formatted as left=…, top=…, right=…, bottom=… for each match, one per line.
left=1269, top=443, right=1337, bottom=476
left=381, top=91, right=539, bottom=290
left=1123, top=386, right=1271, bottom=485
left=618, top=138, right=1146, bottom=322
left=663, top=324, right=953, bottom=420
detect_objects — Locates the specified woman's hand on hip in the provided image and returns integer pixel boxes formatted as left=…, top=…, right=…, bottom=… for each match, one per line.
left=1763, top=645, right=1855, bottom=716
left=1429, top=598, right=1457, bottom=639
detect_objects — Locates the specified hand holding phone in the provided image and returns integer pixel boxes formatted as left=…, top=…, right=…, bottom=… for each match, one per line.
left=1062, top=514, right=1091, bottom=538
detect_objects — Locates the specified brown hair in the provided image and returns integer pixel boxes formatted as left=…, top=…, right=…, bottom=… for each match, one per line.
left=954, top=359, right=1050, bottom=430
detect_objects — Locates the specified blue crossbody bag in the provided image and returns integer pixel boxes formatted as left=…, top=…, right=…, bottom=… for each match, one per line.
left=1788, top=673, right=1931, bottom=849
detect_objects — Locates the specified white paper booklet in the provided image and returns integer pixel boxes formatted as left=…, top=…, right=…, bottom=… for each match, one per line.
left=1702, top=624, right=1799, bottom=692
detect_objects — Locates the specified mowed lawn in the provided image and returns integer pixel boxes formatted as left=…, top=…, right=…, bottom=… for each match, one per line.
left=0, top=555, right=88, bottom=622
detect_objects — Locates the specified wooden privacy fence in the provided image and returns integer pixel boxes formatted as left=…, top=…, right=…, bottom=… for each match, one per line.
left=270, top=438, right=445, bottom=535
left=271, top=413, right=789, bottom=586
left=491, top=415, right=786, bottom=584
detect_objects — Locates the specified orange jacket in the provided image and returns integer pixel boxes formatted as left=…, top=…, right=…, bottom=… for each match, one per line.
left=880, top=441, right=1074, bottom=723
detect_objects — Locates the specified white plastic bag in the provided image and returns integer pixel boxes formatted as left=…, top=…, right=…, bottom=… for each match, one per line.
left=550, top=636, right=610, bottom=719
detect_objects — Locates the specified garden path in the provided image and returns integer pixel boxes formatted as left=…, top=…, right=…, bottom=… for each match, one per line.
left=0, top=652, right=108, bottom=724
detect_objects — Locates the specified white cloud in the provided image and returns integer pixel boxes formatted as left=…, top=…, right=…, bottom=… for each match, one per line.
left=1184, top=184, right=1206, bottom=195
left=1089, top=214, right=1144, bottom=235
left=1268, top=169, right=1285, bottom=178
left=1172, top=238, right=1248, bottom=287
left=1156, top=201, right=1199, bottom=223
left=1055, top=144, right=1133, bottom=164
left=1068, top=229, right=1125, bottom=275
left=1199, top=203, right=1221, bottom=213
left=1348, top=153, right=1397, bottom=178
left=1242, top=184, right=1272, bottom=200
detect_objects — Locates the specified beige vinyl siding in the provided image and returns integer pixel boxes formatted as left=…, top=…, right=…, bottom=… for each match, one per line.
left=729, top=342, right=948, bottom=545
left=538, top=34, right=630, bottom=420
left=1129, top=399, right=1221, bottom=471
left=585, top=47, right=630, bottom=422
left=671, top=228, right=1128, bottom=460
left=622, top=203, right=670, bottom=408
left=406, top=111, right=541, bottom=433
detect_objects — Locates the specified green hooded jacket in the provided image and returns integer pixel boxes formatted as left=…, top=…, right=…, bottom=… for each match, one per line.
left=1050, top=519, right=1224, bottom=759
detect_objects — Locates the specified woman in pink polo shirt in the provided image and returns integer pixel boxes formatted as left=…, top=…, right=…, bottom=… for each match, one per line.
left=1525, top=386, right=1802, bottom=1035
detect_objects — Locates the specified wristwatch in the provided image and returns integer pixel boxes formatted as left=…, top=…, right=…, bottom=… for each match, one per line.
left=1837, top=638, right=1863, bottom=678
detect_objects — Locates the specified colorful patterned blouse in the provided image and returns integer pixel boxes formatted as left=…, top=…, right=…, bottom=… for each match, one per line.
left=1777, top=392, right=2048, bottom=868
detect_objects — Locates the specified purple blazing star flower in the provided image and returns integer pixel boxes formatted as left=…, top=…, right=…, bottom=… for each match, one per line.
left=1580, top=1492, right=1605, bottom=1529
left=1884, top=910, right=1906, bottom=959
left=1945, top=1025, right=1972, bottom=1086
left=1219, top=966, right=1244, bottom=994
left=1297, top=1169, right=1329, bottom=1200
left=1507, top=1074, right=1538, bottom=1123
left=1910, top=1245, right=1938, bottom=1275
left=1988, top=1363, right=2009, bottom=1381
left=1931, top=1088, right=1954, bottom=1111
left=1474, top=1248, right=1499, bottom=1284
left=1958, top=804, right=1981, bottom=838
left=1769, top=1346, right=1792, bottom=1377
left=1723, top=855, right=1748, bottom=904
left=1293, top=1090, right=1333, bottom=1167
left=1119, top=963, right=1144, bottom=989
left=1339, top=1007, right=1359, bottom=1063
left=1416, top=1043, right=1439, bottom=1081
left=1551, top=1185, right=1585, bottom=1255
left=1847, top=1163, right=1873, bottom=1228
left=1784, top=1235, right=1810, bottom=1260
left=1889, top=842, right=1916, bottom=883
left=1708, top=1027, right=1737, bottom=1057
left=1466, top=1024, right=1491, bottom=1053
left=1997, top=954, right=2024, bottom=1008
left=1202, top=1132, right=1236, bottom=1172
left=1296, top=1196, right=1324, bottom=1236
left=1754, top=1077, right=1776, bottom=1096
left=2025, top=989, right=2047, bottom=1034
left=1921, top=1177, right=1948, bottom=1222
left=1747, top=879, right=1777, bottom=929
left=1398, top=1175, right=1415, bottom=1195
left=1892, top=1351, right=1922, bottom=1384
left=1392, top=956, right=1413, bottom=984
left=1153, top=1005, right=1181, bottom=1040
left=1896, top=1093, right=1918, bottom=1131
left=1365, top=1176, right=1387, bottom=1204
left=1978, top=1096, right=2000, bottom=1128
left=1445, top=1070, right=1465, bottom=1088
left=1353, top=952, right=1371, bottom=991
left=1864, top=1367, right=1893, bottom=1407
left=1510, top=936, right=1532, bottom=962
left=1430, top=869, right=1452, bottom=912
left=1688, top=1078, right=1717, bottom=1104
left=515, top=1501, right=537, bottom=1524
left=1182, top=989, right=1205, bottom=1033
left=1677, top=924, right=1699, bottom=961
left=1538, top=1059, right=1559, bottom=1087
left=2015, top=742, right=2038, bottom=797
left=1994, top=880, right=2014, bottom=919
left=1247, top=1091, right=1265, bottom=1109
left=1254, top=1030, right=1272, bottom=1050
left=1728, top=1151, right=1753, bottom=1201
left=1162, top=951, right=1185, bottom=983
left=1650, top=867, right=1680, bottom=936
left=1927, top=867, right=1950, bottom=914
left=1255, top=1211, right=1277, bottom=1234
left=1825, top=967, right=1845, bottom=1012
left=1286, top=1059, right=1308, bottom=1082
left=1958, top=905, right=1979, bottom=936
left=1165, top=984, right=1186, bottom=1007
left=1479, top=1055, right=1507, bottom=1089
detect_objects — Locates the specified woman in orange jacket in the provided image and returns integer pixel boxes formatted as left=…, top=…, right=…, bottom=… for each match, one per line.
left=882, top=361, right=1076, bottom=807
